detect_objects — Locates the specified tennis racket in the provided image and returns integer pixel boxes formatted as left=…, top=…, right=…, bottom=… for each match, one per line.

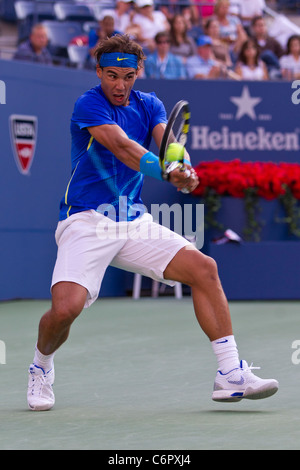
left=159, top=100, right=191, bottom=193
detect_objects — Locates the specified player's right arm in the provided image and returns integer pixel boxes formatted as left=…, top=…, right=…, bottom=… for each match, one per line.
left=87, top=123, right=192, bottom=190
left=87, top=123, right=150, bottom=172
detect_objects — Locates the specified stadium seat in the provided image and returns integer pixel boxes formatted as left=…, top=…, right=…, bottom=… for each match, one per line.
left=82, top=21, right=99, bottom=34
left=15, top=1, right=56, bottom=42
left=54, top=2, right=95, bottom=23
left=42, top=20, right=83, bottom=62
left=0, top=0, right=18, bottom=21
left=68, top=43, right=89, bottom=69
left=14, top=1, right=35, bottom=22
left=132, top=274, right=183, bottom=299
left=89, top=1, right=116, bottom=20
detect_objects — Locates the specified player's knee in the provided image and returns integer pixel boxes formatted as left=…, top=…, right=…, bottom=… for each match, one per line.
left=190, top=253, right=219, bottom=287
left=204, top=255, right=219, bottom=280
left=51, top=300, right=82, bottom=328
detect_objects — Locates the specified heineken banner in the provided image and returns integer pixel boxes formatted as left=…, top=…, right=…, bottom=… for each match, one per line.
left=138, top=79, right=300, bottom=164
left=190, top=82, right=299, bottom=161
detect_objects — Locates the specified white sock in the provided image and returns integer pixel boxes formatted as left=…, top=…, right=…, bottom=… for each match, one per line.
left=33, top=344, right=55, bottom=372
left=211, top=335, right=240, bottom=374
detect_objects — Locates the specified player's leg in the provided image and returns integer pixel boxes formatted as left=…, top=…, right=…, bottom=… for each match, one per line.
left=27, top=281, right=87, bottom=411
left=163, top=245, right=233, bottom=342
left=37, top=281, right=88, bottom=356
left=163, top=245, right=279, bottom=402
left=27, top=210, right=126, bottom=411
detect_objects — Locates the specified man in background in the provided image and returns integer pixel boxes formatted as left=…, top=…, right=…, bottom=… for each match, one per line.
left=14, top=24, right=52, bottom=65
left=145, top=31, right=187, bottom=79
left=186, top=35, right=221, bottom=79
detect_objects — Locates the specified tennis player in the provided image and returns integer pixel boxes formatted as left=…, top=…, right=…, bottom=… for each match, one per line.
left=27, top=34, right=278, bottom=411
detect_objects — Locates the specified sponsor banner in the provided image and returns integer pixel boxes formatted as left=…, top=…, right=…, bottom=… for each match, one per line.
left=9, top=114, right=38, bottom=175
left=186, top=82, right=300, bottom=163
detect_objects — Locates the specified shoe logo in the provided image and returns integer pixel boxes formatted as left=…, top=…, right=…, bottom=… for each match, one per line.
left=117, top=57, right=129, bottom=61
left=228, top=376, right=245, bottom=386
left=216, top=339, right=228, bottom=344
left=146, top=160, right=154, bottom=163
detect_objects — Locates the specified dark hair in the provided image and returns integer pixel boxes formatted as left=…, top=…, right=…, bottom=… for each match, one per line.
left=286, top=34, right=300, bottom=54
left=238, top=38, right=260, bottom=66
left=169, top=14, right=189, bottom=47
left=154, top=31, right=170, bottom=44
left=251, top=15, right=264, bottom=27
left=94, top=34, right=146, bottom=69
left=204, top=18, right=218, bottom=32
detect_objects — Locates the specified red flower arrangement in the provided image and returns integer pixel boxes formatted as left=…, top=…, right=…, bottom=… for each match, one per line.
left=193, top=159, right=300, bottom=200
left=192, top=159, right=300, bottom=240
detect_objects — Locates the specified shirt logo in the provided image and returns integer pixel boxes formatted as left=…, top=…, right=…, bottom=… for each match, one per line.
left=9, top=114, right=38, bottom=175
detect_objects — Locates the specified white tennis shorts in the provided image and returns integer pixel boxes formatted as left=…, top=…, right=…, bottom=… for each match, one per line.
left=51, top=210, right=191, bottom=307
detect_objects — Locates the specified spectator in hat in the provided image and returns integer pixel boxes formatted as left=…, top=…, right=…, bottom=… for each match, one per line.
left=14, top=24, right=52, bottom=65
left=100, top=0, right=133, bottom=34
left=130, top=0, right=169, bottom=53
left=186, top=35, right=221, bottom=79
left=145, top=31, right=187, bottom=79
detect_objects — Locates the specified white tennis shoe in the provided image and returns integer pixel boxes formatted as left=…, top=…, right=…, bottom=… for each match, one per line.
left=27, top=364, right=55, bottom=411
left=212, top=360, right=279, bottom=402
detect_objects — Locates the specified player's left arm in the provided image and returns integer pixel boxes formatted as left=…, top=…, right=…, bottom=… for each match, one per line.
left=152, top=123, right=191, bottom=167
left=152, top=123, right=198, bottom=192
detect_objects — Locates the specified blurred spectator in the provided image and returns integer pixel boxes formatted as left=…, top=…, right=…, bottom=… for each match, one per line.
left=251, top=16, right=284, bottom=78
left=144, top=31, right=187, bottom=79
left=156, top=0, right=192, bottom=22
left=87, top=16, right=121, bottom=68
left=191, top=0, right=215, bottom=24
left=130, top=0, right=169, bottom=53
left=100, top=0, right=132, bottom=34
left=89, top=16, right=121, bottom=49
left=169, top=14, right=197, bottom=62
left=14, top=24, right=52, bottom=65
left=186, top=35, right=221, bottom=79
left=279, top=35, right=300, bottom=80
left=213, top=0, right=247, bottom=59
left=204, top=18, right=233, bottom=68
left=234, top=38, right=268, bottom=80
left=235, top=0, right=266, bottom=35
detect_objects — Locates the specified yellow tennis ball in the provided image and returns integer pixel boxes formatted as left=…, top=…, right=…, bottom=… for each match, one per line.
left=166, top=143, right=185, bottom=162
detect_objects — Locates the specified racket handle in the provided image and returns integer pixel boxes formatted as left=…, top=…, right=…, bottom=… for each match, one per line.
left=180, top=167, right=191, bottom=194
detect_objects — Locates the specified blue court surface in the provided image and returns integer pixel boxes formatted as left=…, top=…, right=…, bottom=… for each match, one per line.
left=0, top=298, right=299, bottom=450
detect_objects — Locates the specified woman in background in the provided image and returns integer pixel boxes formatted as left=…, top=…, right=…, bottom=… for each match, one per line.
left=213, top=0, right=247, bottom=61
left=234, top=38, right=268, bottom=80
left=204, top=18, right=232, bottom=68
left=169, top=14, right=197, bottom=61
left=280, top=34, right=300, bottom=80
